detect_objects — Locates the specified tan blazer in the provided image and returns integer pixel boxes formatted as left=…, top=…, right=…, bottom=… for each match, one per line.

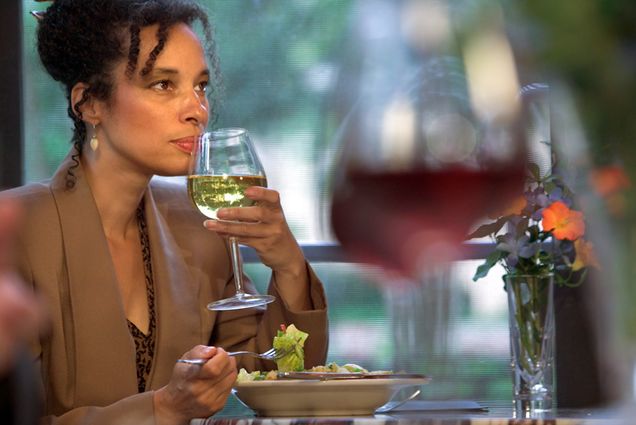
left=4, top=155, right=328, bottom=424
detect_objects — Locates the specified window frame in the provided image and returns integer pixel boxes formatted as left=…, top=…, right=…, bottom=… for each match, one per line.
left=240, top=241, right=494, bottom=263
left=0, top=0, right=24, bottom=189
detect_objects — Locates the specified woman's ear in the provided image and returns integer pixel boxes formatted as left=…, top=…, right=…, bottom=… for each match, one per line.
left=70, top=82, right=101, bottom=124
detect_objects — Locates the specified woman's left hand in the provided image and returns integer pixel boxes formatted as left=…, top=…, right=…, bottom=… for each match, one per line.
left=203, top=186, right=306, bottom=277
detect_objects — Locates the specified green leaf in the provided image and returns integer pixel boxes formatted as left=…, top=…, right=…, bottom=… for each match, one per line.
left=545, top=174, right=558, bottom=183
left=528, top=162, right=541, bottom=182
left=473, top=250, right=505, bottom=281
left=467, top=216, right=508, bottom=239
left=544, top=181, right=557, bottom=194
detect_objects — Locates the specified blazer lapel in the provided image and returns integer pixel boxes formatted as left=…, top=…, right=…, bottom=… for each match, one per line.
left=49, top=158, right=138, bottom=404
left=142, top=184, right=203, bottom=388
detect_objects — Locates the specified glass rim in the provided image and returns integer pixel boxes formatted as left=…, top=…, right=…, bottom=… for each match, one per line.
left=204, top=127, right=247, bottom=139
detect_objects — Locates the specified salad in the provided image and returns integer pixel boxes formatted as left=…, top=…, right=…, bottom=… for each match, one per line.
left=273, top=324, right=308, bottom=372
left=236, top=324, right=382, bottom=383
left=236, top=362, right=373, bottom=382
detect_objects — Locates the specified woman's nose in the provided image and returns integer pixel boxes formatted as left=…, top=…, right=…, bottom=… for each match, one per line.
left=182, top=90, right=209, bottom=126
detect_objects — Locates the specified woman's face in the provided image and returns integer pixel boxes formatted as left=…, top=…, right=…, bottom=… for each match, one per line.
left=95, top=23, right=210, bottom=177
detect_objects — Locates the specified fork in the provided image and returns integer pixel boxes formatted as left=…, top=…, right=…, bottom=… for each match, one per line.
left=176, top=347, right=287, bottom=366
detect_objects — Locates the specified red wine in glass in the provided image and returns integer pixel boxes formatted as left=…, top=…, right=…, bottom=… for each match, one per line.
left=325, top=4, right=529, bottom=281
left=331, top=165, right=525, bottom=279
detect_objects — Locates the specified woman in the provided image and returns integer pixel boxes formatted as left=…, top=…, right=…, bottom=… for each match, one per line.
left=4, top=0, right=328, bottom=424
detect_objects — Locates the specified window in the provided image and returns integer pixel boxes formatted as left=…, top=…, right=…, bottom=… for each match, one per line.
left=19, top=0, right=512, bottom=412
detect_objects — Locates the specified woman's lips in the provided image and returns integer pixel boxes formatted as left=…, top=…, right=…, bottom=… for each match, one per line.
left=171, top=136, right=195, bottom=154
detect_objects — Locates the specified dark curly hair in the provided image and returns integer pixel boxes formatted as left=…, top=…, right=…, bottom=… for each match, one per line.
left=36, top=0, right=222, bottom=187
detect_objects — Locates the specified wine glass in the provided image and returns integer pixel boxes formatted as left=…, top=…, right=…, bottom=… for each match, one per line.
left=328, top=1, right=528, bottom=281
left=188, top=128, right=276, bottom=310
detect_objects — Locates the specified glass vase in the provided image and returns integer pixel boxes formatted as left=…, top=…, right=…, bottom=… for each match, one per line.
left=505, top=273, right=555, bottom=417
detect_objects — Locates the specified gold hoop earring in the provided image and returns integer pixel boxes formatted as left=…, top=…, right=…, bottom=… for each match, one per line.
left=90, top=124, right=99, bottom=151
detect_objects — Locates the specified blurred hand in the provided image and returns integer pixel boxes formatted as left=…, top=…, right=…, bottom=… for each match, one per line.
left=204, top=186, right=305, bottom=276
left=0, top=199, right=44, bottom=375
left=153, top=345, right=237, bottom=425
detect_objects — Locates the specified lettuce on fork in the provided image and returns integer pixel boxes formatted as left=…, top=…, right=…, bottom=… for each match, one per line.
left=273, top=324, right=308, bottom=372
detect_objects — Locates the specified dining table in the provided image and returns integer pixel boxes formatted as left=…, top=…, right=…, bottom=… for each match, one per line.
left=194, top=398, right=627, bottom=425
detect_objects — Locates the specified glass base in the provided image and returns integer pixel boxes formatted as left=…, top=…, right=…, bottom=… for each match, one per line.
left=513, top=396, right=553, bottom=419
left=207, top=293, right=275, bottom=311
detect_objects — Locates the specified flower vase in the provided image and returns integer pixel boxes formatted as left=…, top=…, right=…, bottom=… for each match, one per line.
left=505, top=273, right=556, bottom=417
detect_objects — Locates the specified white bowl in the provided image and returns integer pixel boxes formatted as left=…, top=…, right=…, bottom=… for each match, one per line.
left=232, top=376, right=429, bottom=417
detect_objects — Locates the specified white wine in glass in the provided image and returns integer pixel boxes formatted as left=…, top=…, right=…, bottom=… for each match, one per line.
left=188, top=128, right=275, bottom=310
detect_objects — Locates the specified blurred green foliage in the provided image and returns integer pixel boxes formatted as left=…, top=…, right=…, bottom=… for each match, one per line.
left=22, top=0, right=352, bottom=182
left=210, top=0, right=350, bottom=132
left=519, top=0, right=636, bottom=165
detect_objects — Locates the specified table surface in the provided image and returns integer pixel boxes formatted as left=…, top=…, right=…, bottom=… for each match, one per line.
left=194, top=401, right=628, bottom=425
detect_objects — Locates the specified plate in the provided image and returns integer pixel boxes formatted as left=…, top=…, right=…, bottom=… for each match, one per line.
left=232, top=376, right=430, bottom=417
left=276, top=371, right=427, bottom=380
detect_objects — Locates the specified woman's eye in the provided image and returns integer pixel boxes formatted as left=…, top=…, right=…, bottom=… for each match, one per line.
left=151, top=80, right=172, bottom=91
left=195, top=81, right=209, bottom=93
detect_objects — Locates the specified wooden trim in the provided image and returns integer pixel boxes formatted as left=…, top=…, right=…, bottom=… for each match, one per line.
left=241, top=241, right=496, bottom=263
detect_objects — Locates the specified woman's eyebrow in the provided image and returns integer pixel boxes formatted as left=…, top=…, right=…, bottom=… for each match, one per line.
left=144, top=67, right=210, bottom=79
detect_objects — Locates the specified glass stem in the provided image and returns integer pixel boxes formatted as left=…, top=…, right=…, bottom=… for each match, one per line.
left=229, top=236, right=245, bottom=295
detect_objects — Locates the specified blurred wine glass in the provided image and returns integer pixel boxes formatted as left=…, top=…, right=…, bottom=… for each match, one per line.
left=329, top=0, right=527, bottom=281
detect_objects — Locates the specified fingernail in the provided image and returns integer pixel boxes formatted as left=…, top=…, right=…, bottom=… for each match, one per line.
left=203, top=220, right=216, bottom=228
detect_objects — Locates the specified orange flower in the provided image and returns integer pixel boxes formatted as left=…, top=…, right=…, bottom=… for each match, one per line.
left=589, top=165, right=630, bottom=198
left=589, top=166, right=630, bottom=217
left=541, top=201, right=585, bottom=240
left=572, top=238, right=600, bottom=271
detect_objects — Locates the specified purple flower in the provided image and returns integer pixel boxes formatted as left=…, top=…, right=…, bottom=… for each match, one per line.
left=497, top=234, right=539, bottom=267
left=548, top=186, right=576, bottom=209
left=526, top=188, right=550, bottom=208
left=523, top=188, right=549, bottom=220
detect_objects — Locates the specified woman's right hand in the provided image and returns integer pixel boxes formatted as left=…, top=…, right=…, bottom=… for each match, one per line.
left=153, top=345, right=237, bottom=425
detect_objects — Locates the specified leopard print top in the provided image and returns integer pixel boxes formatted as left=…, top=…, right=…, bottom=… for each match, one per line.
left=126, top=205, right=157, bottom=393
